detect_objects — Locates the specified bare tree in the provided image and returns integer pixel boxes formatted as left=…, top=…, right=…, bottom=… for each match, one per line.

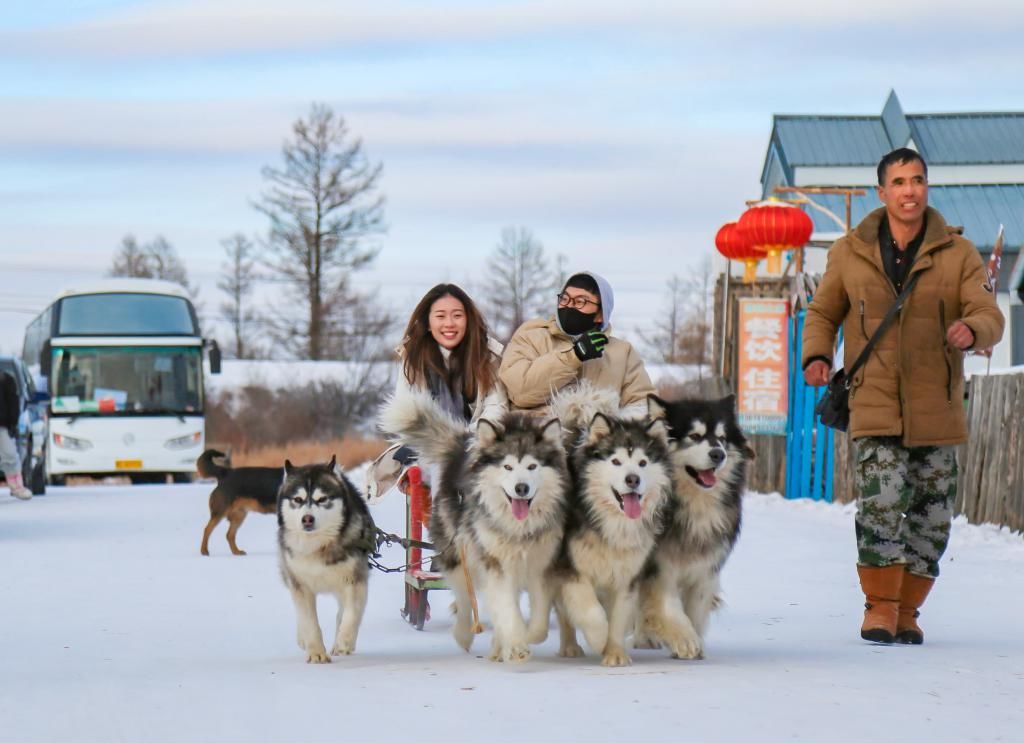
left=109, top=235, right=198, bottom=297
left=217, top=233, right=261, bottom=359
left=254, top=103, right=388, bottom=360
left=109, top=235, right=151, bottom=278
left=483, top=226, right=557, bottom=342
left=639, top=274, right=688, bottom=364
left=641, top=258, right=714, bottom=378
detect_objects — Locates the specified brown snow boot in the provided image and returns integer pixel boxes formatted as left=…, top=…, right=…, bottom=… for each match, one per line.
left=857, top=564, right=903, bottom=644
left=895, top=572, right=935, bottom=645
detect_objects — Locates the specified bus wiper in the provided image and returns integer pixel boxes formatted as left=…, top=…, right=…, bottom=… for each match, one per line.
left=138, top=407, right=188, bottom=422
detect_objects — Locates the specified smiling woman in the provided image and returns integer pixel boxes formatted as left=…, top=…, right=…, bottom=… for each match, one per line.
left=393, top=283, right=506, bottom=426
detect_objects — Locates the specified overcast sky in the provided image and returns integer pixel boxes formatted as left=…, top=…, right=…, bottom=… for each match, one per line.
left=3, top=0, right=1024, bottom=354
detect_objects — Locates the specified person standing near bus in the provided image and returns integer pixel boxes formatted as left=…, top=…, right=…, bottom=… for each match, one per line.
left=1, top=370, right=32, bottom=500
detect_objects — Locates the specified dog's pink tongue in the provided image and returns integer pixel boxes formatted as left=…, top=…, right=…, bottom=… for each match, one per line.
left=622, top=493, right=642, bottom=519
left=510, top=498, right=531, bottom=521
left=697, top=469, right=717, bottom=487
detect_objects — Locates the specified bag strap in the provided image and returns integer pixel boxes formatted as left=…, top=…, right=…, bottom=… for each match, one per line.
left=842, top=270, right=922, bottom=385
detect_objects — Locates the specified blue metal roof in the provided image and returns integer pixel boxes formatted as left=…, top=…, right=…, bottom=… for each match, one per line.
left=907, top=114, right=1024, bottom=164
left=773, top=116, right=891, bottom=166
left=768, top=91, right=1024, bottom=172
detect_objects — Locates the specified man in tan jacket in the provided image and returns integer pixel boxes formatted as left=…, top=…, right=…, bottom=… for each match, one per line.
left=803, top=148, right=1004, bottom=646
left=499, top=271, right=654, bottom=417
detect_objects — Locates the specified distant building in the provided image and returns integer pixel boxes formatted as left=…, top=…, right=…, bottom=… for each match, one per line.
left=760, top=90, right=1024, bottom=366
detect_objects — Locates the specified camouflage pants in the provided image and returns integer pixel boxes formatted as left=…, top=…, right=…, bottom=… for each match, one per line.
left=854, top=436, right=957, bottom=578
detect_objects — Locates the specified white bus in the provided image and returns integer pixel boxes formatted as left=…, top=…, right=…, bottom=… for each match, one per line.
left=22, top=279, right=221, bottom=484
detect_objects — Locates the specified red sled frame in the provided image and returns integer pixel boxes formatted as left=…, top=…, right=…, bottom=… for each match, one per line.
left=401, top=465, right=447, bottom=629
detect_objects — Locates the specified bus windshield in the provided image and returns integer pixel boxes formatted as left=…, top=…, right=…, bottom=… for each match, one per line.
left=58, top=293, right=197, bottom=335
left=50, top=346, right=203, bottom=416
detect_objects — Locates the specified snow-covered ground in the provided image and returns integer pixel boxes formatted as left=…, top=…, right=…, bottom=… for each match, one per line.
left=3, top=471, right=1023, bottom=743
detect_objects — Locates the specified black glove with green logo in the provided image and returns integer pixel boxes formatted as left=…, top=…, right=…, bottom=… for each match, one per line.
left=572, top=330, right=608, bottom=361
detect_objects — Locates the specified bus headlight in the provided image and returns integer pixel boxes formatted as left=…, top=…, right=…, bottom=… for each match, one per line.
left=53, top=433, right=93, bottom=451
left=165, top=432, right=202, bottom=450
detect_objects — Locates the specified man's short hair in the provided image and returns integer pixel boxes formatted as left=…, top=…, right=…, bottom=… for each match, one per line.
left=564, top=273, right=600, bottom=298
left=877, top=148, right=928, bottom=185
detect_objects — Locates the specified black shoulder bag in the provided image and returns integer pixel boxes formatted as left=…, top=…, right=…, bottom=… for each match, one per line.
left=813, top=271, right=921, bottom=432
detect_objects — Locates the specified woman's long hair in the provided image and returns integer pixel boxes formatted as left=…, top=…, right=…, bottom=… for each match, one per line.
left=400, top=283, right=495, bottom=402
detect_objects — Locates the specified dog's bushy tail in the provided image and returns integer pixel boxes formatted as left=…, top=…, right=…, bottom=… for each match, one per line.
left=549, top=379, right=623, bottom=443
left=378, top=389, right=467, bottom=466
left=196, top=449, right=230, bottom=480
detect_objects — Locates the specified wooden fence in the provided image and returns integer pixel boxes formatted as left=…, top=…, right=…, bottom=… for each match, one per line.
left=957, top=371, right=1024, bottom=531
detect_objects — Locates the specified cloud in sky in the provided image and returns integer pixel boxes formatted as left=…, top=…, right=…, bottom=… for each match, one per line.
left=2, top=0, right=1023, bottom=354
left=5, top=0, right=1024, bottom=59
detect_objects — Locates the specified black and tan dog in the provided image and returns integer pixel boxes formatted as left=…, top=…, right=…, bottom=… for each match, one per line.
left=197, top=449, right=283, bottom=556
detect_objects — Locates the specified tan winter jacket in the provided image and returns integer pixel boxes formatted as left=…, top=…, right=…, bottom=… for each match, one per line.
left=499, top=317, right=655, bottom=417
left=803, top=207, right=1004, bottom=446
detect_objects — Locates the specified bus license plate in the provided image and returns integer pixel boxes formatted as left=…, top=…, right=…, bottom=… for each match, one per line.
left=116, top=460, right=143, bottom=470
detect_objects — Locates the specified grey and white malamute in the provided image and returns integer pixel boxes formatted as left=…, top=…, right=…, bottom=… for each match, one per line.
left=379, top=390, right=570, bottom=662
left=636, top=395, right=753, bottom=660
left=277, top=457, right=376, bottom=663
left=552, top=409, right=674, bottom=667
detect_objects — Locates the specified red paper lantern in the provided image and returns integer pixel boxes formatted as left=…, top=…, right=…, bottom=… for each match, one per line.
left=738, top=200, right=813, bottom=274
left=715, top=221, right=761, bottom=283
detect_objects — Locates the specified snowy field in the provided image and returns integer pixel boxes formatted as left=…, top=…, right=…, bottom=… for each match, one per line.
left=3, top=470, right=1023, bottom=743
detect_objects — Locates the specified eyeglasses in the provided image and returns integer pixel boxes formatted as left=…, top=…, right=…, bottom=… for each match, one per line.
left=557, top=291, right=600, bottom=311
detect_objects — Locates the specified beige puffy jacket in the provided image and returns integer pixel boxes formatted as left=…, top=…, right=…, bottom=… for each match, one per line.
left=499, top=317, right=654, bottom=417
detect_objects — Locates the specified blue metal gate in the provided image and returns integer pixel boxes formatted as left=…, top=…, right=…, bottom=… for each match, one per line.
left=784, top=309, right=836, bottom=501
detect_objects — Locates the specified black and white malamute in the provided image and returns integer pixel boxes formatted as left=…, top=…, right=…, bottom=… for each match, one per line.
left=277, top=457, right=376, bottom=663
left=379, top=390, right=570, bottom=663
left=551, top=406, right=674, bottom=667
left=636, top=395, right=753, bottom=660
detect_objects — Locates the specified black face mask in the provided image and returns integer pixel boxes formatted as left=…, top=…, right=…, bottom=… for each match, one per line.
left=558, top=307, right=599, bottom=336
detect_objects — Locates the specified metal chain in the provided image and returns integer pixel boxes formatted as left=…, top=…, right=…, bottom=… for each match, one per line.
left=364, top=526, right=455, bottom=575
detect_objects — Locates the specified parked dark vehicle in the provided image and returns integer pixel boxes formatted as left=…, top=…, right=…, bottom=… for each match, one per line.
left=0, top=356, right=46, bottom=495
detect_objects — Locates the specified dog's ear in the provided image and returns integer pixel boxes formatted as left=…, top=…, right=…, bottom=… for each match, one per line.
left=646, top=418, right=670, bottom=447
left=284, top=459, right=294, bottom=476
left=326, top=454, right=337, bottom=472
left=476, top=418, right=500, bottom=447
left=647, top=394, right=667, bottom=421
left=539, top=418, right=563, bottom=446
left=586, top=412, right=612, bottom=445
left=719, top=394, right=736, bottom=410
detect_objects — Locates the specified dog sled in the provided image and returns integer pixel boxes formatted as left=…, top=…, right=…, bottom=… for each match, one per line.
left=367, top=447, right=448, bottom=629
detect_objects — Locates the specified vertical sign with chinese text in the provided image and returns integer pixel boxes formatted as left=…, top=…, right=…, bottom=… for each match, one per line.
left=737, top=298, right=789, bottom=435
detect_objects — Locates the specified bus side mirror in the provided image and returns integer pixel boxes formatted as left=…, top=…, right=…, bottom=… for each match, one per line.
left=40, top=340, right=52, bottom=377
left=208, top=340, right=222, bottom=375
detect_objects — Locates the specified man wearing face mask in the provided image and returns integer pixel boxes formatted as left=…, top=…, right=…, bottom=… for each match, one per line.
left=499, top=271, right=655, bottom=417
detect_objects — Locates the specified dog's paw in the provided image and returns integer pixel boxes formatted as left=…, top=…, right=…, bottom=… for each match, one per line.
left=504, top=644, right=531, bottom=663
left=630, top=638, right=663, bottom=650
left=558, top=639, right=585, bottom=658
left=331, top=640, right=355, bottom=657
left=305, top=648, right=331, bottom=664
left=601, top=646, right=632, bottom=667
left=232, top=549, right=248, bottom=556
left=490, top=643, right=531, bottom=663
left=632, top=632, right=662, bottom=650
left=666, top=631, right=704, bottom=660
